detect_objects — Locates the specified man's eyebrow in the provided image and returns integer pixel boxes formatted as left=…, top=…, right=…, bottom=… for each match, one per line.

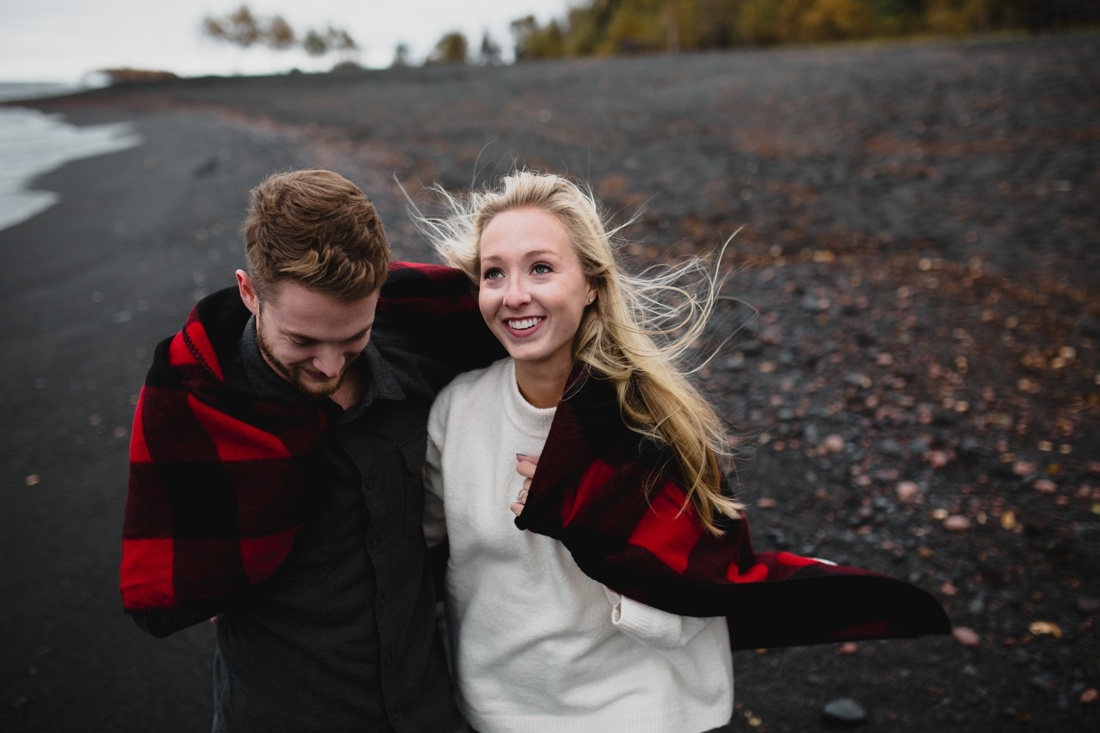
left=285, top=324, right=373, bottom=342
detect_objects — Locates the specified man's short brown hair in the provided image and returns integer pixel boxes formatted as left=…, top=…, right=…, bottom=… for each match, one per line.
left=243, top=169, right=390, bottom=301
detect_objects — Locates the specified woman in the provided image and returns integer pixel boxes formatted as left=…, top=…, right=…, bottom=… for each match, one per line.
left=420, top=170, right=742, bottom=732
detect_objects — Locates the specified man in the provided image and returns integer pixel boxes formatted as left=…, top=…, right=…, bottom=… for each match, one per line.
left=120, top=169, right=498, bottom=731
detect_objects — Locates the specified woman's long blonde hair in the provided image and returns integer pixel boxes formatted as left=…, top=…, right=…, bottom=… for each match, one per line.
left=415, top=170, right=743, bottom=533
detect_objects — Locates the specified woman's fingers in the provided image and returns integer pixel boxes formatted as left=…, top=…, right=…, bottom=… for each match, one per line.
left=515, top=453, right=540, bottom=479
left=512, top=453, right=541, bottom=516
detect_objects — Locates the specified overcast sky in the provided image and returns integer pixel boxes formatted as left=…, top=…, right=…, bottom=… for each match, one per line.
left=1, top=0, right=572, bottom=84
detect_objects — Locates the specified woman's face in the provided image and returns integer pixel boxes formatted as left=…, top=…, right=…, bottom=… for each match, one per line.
left=478, top=207, right=596, bottom=374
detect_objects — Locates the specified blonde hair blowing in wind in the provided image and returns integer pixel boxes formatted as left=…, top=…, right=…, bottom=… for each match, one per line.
left=416, top=169, right=743, bottom=533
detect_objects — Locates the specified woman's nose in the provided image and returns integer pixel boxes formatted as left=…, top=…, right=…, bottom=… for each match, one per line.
left=503, top=277, right=531, bottom=308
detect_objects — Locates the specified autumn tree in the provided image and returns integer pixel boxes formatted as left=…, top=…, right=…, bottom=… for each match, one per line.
left=478, top=32, right=503, bottom=65
left=429, top=31, right=469, bottom=64
left=202, top=5, right=359, bottom=66
left=511, top=15, right=567, bottom=59
left=303, top=26, right=359, bottom=61
left=202, top=5, right=266, bottom=49
left=393, top=43, right=412, bottom=67
left=266, top=15, right=295, bottom=50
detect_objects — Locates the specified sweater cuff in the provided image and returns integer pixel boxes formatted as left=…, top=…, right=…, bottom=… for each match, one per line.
left=604, top=586, right=715, bottom=651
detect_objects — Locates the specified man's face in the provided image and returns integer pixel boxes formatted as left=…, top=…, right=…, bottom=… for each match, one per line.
left=237, top=272, right=379, bottom=398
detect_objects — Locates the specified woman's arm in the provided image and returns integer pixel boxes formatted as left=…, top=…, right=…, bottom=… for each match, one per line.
left=603, top=586, right=719, bottom=650
left=515, top=453, right=719, bottom=650
left=422, top=399, right=449, bottom=549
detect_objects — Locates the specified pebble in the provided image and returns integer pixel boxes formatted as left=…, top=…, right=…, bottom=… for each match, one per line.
left=1076, top=597, right=1100, bottom=615
left=1033, top=478, right=1057, bottom=494
left=896, top=480, right=920, bottom=502
left=953, top=626, right=981, bottom=646
left=944, top=515, right=971, bottom=531
left=822, top=697, right=867, bottom=725
left=878, top=438, right=904, bottom=456
left=1031, top=673, right=1056, bottom=692
left=926, top=450, right=950, bottom=468
left=1013, top=460, right=1038, bottom=476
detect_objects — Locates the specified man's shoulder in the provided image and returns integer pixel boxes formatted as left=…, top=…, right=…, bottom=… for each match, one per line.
left=191, top=287, right=250, bottom=335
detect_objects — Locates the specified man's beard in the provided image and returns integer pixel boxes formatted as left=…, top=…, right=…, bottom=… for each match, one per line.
left=255, top=319, right=353, bottom=398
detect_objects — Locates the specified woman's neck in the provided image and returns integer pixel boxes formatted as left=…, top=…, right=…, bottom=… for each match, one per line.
left=513, top=359, right=571, bottom=409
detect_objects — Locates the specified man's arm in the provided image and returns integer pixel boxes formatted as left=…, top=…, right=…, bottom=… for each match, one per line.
left=128, top=598, right=228, bottom=638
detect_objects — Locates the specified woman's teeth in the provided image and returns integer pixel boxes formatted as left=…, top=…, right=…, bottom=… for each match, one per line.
left=507, top=317, right=541, bottom=330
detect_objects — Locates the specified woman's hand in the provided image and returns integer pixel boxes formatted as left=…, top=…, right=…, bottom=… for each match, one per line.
left=512, top=453, right=539, bottom=516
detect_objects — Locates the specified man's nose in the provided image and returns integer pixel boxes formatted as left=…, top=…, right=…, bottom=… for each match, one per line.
left=312, top=347, right=345, bottom=378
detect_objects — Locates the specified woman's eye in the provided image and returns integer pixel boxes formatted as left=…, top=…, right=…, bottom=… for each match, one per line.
left=482, top=267, right=503, bottom=280
left=532, top=262, right=553, bottom=275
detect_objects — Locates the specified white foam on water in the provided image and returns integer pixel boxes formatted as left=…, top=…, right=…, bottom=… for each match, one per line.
left=0, top=106, right=143, bottom=232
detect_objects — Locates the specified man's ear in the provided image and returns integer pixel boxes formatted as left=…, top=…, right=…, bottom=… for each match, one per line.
left=236, top=270, right=260, bottom=316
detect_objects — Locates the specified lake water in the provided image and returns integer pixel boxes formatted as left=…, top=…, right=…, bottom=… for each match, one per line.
left=0, top=82, right=143, bottom=233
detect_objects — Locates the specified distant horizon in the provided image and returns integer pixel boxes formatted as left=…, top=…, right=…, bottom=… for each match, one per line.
left=1, top=0, right=570, bottom=85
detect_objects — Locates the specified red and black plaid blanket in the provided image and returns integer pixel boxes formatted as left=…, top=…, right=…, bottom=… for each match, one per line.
left=124, top=261, right=949, bottom=649
left=516, top=363, right=952, bottom=650
left=120, top=262, right=495, bottom=613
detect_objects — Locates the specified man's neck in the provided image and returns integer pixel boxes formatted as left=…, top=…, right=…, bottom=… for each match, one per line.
left=329, top=361, right=366, bottom=410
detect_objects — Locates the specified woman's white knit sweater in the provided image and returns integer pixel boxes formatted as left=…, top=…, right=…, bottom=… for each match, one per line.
left=424, top=358, right=733, bottom=733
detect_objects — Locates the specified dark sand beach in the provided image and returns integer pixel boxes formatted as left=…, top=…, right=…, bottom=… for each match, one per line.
left=2, top=32, right=1098, bottom=732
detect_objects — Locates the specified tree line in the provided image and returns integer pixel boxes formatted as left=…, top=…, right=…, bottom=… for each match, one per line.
left=201, top=1, right=1097, bottom=71
left=509, top=0, right=1095, bottom=60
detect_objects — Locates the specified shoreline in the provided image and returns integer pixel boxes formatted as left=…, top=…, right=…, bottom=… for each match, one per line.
left=0, top=107, right=143, bottom=232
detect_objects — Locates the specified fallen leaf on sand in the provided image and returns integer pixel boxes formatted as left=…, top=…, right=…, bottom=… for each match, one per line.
left=1028, top=621, right=1062, bottom=638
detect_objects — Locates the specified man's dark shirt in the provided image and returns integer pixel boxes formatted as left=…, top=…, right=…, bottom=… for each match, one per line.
left=202, top=316, right=459, bottom=732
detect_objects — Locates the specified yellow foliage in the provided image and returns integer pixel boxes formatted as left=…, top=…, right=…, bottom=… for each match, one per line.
left=926, top=0, right=998, bottom=35
left=738, top=0, right=783, bottom=45
left=802, top=0, right=875, bottom=40
left=779, top=0, right=875, bottom=42
left=508, top=0, right=1048, bottom=60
